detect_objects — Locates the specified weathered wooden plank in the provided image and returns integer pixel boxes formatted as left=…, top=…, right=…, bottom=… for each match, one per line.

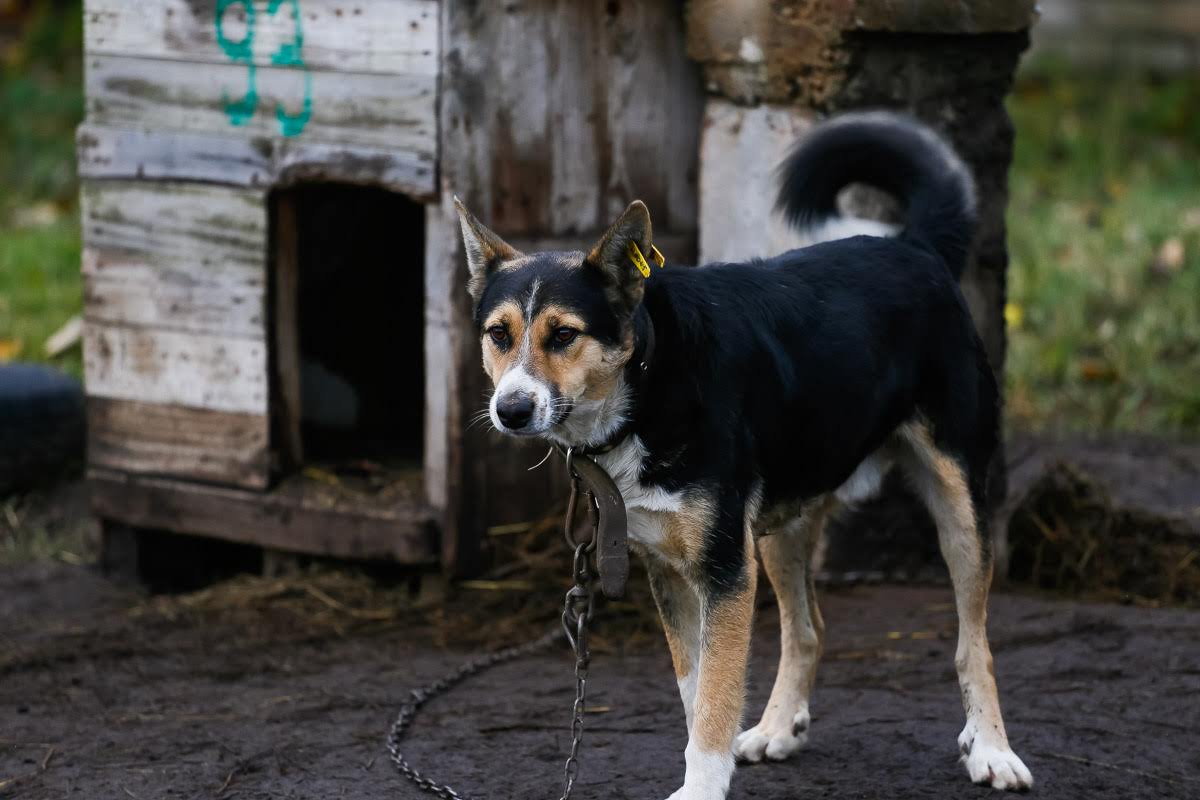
left=77, top=124, right=435, bottom=197
left=441, top=0, right=702, bottom=237
left=84, top=323, right=267, bottom=414
left=81, top=180, right=266, bottom=339
left=85, top=0, right=439, bottom=76
left=88, top=397, right=269, bottom=489
left=86, top=53, right=436, bottom=153
left=82, top=267, right=263, bottom=340
left=89, top=467, right=438, bottom=563
left=81, top=180, right=264, bottom=267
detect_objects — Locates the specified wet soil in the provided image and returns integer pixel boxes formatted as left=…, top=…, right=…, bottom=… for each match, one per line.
left=3, top=562, right=1199, bottom=800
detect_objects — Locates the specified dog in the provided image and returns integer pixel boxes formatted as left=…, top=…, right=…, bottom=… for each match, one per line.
left=454, top=111, right=1033, bottom=799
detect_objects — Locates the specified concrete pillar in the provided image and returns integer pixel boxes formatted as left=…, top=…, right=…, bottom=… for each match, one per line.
left=688, top=1, right=1038, bottom=577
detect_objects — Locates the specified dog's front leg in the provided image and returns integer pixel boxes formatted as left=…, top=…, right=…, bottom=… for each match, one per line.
left=656, top=531, right=757, bottom=800
left=647, top=560, right=703, bottom=734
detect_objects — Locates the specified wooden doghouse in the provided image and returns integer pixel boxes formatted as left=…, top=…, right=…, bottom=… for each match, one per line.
left=77, top=0, right=1035, bottom=578
left=77, top=0, right=702, bottom=576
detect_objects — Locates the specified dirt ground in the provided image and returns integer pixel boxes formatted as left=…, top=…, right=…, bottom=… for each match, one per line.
left=3, top=558, right=1199, bottom=800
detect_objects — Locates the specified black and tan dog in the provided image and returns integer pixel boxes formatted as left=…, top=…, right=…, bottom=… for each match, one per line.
left=455, top=112, right=1032, bottom=799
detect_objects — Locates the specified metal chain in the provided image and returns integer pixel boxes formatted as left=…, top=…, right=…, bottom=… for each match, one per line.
left=387, top=448, right=597, bottom=800
left=558, top=452, right=596, bottom=799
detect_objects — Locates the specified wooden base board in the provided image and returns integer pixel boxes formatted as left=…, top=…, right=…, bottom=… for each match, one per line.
left=89, top=467, right=438, bottom=564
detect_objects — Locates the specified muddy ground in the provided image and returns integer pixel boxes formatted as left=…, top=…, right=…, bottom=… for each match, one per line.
left=2, top=558, right=1199, bottom=800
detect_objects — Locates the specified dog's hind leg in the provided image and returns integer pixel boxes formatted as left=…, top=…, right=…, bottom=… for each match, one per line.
left=734, top=499, right=831, bottom=763
left=899, top=423, right=1033, bottom=791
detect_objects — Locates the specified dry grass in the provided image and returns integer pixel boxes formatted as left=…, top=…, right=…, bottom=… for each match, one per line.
left=1006, top=462, right=1200, bottom=605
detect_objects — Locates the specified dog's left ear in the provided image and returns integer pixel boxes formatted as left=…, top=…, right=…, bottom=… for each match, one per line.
left=454, top=196, right=522, bottom=302
left=586, top=200, right=653, bottom=312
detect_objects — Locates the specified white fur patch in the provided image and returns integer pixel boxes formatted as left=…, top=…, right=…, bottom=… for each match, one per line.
left=595, top=435, right=687, bottom=549
left=665, top=742, right=735, bottom=800
left=549, top=379, right=632, bottom=449
left=834, top=452, right=891, bottom=504
left=490, top=364, right=554, bottom=434
left=959, top=720, right=1034, bottom=790
left=734, top=705, right=809, bottom=763
left=791, top=215, right=901, bottom=248
left=678, top=672, right=698, bottom=734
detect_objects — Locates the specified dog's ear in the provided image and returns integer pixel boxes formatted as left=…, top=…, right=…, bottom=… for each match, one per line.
left=454, top=196, right=521, bottom=302
left=586, top=200, right=653, bottom=313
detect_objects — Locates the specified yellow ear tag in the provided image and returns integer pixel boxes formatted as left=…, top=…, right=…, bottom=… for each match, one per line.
left=628, top=242, right=665, bottom=278
left=627, top=241, right=652, bottom=278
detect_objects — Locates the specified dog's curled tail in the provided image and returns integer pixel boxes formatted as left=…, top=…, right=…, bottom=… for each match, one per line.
left=776, top=111, right=977, bottom=279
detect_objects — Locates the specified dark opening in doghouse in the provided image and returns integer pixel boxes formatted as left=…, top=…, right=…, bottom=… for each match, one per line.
left=270, top=184, right=424, bottom=477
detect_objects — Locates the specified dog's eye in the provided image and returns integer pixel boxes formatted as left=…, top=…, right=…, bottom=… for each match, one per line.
left=554, top=327, right=579, bottom=346
left=488, top=325, right=508, bottom=345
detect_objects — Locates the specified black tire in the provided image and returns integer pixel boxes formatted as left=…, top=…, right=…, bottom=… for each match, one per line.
left=0, top=363, right=85, bottom=495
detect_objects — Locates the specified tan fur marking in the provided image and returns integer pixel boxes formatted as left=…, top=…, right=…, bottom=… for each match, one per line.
left=479, top=301, right=526, bottom=382
left=659, top=492, right=717, bottom=566
left=520, top=303, right=631, bottom=401
left=694, top=536, right=757, bottom=752
left=898, top=421, right=977, bottom=535
left=648, top=562, right=700, bottom=680
left=665, top=626, right=692, bottom=678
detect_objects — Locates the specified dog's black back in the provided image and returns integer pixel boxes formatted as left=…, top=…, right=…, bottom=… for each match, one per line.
left=627, top=114, right=997, bottom=586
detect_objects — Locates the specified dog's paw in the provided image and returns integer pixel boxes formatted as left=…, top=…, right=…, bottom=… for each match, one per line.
left=733, top=708, right=810, bottom=763
left=666, top=781, right=730, bottom=800
left=665, top=788, right=723, bottom=800
left=959, top=726, right=1033, bottom=791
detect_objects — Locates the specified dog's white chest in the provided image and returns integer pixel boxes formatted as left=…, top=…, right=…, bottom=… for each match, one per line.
left=595, top=437, right=684, bottom=550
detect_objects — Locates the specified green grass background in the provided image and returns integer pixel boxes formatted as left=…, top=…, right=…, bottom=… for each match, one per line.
left=0, top=0, right=83, bottom=376
left=0, top=5, right=1196, bottom=434
left=1006, top=63, right=1200, bottom=432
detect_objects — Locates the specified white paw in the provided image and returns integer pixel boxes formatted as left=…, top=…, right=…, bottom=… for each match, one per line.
left=733, top=708, right=810, bottom=763
left=669, top=743, right=734, bottom=799
left=665, top=787, right=724, bottom=800
left=959, top=726, right=1033, bottom=790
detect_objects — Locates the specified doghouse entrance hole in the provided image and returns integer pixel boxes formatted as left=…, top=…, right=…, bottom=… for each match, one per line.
left=270, top=184, right=424, bottom=482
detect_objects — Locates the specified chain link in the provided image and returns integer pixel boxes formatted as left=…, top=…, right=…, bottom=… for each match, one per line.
left=387, top=448, right=597, bottom=800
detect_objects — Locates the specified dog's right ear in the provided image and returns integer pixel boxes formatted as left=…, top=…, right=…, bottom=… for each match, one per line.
left=454, top=196, right=521, bottom=302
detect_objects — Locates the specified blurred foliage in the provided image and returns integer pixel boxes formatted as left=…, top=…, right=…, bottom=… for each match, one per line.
left=0, top=0, right=83, bottom=375
left=1006, top=63, right=1200, bottom=434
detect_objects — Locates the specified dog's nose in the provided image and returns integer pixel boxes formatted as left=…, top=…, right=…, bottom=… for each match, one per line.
left=496, top=394, right=535, bottom=429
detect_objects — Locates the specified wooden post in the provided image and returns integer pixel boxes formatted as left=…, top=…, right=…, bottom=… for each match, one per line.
left=270, top=190, right=304, bottom=471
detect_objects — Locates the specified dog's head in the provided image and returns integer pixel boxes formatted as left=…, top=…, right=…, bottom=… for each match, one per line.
left=454, top=198, right=653, bottom=445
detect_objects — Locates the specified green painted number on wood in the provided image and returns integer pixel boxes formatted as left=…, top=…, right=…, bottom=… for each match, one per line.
left=216, top=0, right=257, bottom=126
left=268, top=0, right=312, bottom=137
left=216, top=0, right=312, bottom=137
